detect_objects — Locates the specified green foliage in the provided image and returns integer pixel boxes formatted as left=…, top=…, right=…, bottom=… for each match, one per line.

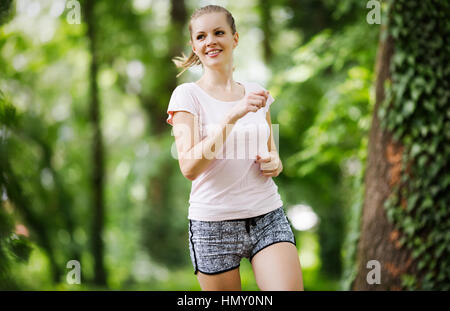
left=6, top=234, right=32, bottom=262
left=0, top=90, right=33, bottom=290
left=282, top=0, right=366, bottom=41
left=380, top=0, right=450, bottom=290
left=0, top=0, right=388, bottom=290
left=270, top=4, right=377, bottom=281
left=0, top=0, right=13, bottom=25
left=0, top=208, right=17, bottom=289
left=0, top=91, right=17, bottom=126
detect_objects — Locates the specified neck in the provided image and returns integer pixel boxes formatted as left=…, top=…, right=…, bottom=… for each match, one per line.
left=198, top=63, right=235, bottom=90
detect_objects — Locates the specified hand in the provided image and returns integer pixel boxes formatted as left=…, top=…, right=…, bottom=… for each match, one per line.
left=228, top=90, right=269, bottom=123
left=255, top=151, right=282, bottom=177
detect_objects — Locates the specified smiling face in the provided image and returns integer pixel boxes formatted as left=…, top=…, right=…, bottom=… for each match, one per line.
left=190, top=12, right=239, bottom=69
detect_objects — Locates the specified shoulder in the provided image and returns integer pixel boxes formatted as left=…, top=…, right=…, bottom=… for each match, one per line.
left=244, top=81, right=268, bottom=92
left=168, top=82, right=199, bottom=114
left=170, top=83, right=199, bottom=105
left=172, top=82, right=195, bottom=95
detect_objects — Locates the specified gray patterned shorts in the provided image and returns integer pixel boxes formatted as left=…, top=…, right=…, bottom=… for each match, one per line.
left=188, top=207, right=297, bottom=275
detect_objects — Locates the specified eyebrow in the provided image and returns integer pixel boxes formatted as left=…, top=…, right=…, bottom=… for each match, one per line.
left=195, top=27, right=224, bottom=35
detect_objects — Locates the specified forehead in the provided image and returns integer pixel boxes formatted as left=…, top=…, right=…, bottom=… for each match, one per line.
left=191, top=12, right=228, bottom=33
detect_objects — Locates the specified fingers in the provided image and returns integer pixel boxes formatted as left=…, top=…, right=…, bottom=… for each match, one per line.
left=260, top=161, right=278, bottom=171
left=255, top=153, right=279, bottom=171
left=249, top=91, right=270, bottom=107
left=253, top=90, right=269, bottom=96
left=249, top=94, right=266, bottom=102
left=248, top=95, right=266, bottom=109
left=252, top=90, right=269, bottom=101
left=254, top=153, right=279, bottom=177
left=248, top=101, right=264, bottom=110
left=245, top=90, right=270, bottom=113
left=255, top=155, right=270, bottom=163
left=261, top=169, right=278, bottom=177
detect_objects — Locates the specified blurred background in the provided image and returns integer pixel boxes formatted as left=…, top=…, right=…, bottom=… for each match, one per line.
left=1, top=0, right=448, bottom=290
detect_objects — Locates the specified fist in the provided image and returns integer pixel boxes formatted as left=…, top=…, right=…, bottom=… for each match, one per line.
left=255, top=151, right=282, bottom=177
left=228, top=90, right=269, bottom=122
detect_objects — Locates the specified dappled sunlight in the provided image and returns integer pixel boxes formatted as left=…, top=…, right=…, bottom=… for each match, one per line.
left=287, top=204, right=319, bottom=231
left=4, top=0, right=442, bottom=293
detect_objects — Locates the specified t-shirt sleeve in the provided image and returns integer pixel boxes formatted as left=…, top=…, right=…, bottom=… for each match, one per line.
left=166, top=84, right=199, bottom=126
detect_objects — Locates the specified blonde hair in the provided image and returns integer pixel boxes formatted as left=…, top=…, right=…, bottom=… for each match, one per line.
left=172, top=5, right=237, bottom=78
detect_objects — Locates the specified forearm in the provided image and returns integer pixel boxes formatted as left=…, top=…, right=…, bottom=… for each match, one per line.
left=181, top=114, right=237, bottom=180
left=269, top=150, right=283, bottom=176
left=276, top=156, right=283, bottom=175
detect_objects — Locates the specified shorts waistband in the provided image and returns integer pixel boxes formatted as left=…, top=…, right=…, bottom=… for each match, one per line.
left=225, top=210, right=275, bottom=234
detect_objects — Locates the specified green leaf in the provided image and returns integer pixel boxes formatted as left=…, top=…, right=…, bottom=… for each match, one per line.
left=8, top=235, right=33, bottom=262
left=0, top=91, right=17, bottom=127
left=407, top=193, right=420, bottom=212
left=421, top=195, right=433, bottom=209
left=420, top=126, right=428, bottom=137
left=417, top=154, right=428, bottom=168
left=417, top=260, right=427, bottom=271
left=411, top=87, right=421, bottom=101
left=410, top=143, right=421, bottom=157
left=403, top=100, right=416, bottom=116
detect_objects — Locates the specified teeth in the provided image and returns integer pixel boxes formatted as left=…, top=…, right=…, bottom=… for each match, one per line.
left=207, top=50, right=221, bottom=55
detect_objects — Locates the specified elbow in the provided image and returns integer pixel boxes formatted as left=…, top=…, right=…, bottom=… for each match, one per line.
left=181, top=165, right=197, bottom=181
left=277, top=160, right=283, bottom=176
left=178, top=153, right=197, bottom=181
left=184, top=172, right=197, bottom=181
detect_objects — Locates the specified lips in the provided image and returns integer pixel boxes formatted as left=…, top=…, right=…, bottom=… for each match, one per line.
left=205, top=49, right=222, bottom=57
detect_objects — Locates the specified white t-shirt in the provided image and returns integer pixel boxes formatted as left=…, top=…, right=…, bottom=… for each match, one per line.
left=166, top=81, right=283, bottom=221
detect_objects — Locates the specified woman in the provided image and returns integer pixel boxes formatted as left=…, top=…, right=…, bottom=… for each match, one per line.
left=167, top=5, right=303, bottom=291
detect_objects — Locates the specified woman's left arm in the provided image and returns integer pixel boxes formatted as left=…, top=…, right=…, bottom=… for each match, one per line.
left=255, top=110, right=283, bottom=177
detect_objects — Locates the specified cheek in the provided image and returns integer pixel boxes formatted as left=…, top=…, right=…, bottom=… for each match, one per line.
left=195, top=46, right=204, bottom=56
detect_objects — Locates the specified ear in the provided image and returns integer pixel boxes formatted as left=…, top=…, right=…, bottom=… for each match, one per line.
left=233, top=32, right=239, bottom=48
left=190, top=40, right=197, bottom=54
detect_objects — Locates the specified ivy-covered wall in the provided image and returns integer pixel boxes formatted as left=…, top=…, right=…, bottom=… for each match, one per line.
left=379, top=0, right=450, bottom=290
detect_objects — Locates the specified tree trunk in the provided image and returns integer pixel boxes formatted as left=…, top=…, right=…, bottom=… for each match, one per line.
left=352, top=24, right=416, bottom=290
left=85, top=0, right=107, bottom=286
left=141, top=0, right=189, bottom=267
left=259, top=0, right=273, bottom=64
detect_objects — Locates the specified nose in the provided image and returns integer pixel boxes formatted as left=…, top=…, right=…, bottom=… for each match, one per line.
left=206, top=35, right=217, bottom=46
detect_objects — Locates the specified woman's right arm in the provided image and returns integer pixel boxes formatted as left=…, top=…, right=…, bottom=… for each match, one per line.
left=172, top=90, right=268, bottom=180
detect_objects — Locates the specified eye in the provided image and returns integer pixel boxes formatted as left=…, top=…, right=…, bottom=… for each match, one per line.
left=196, top=31, right=224, bottom=40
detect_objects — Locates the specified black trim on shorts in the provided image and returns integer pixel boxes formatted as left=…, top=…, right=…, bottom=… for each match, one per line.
left=249, top=240, right=297, bottom=263
left=189, top=220, right=240, bottom=275
left=285, top=213, right=297, bottom=245
left=189, top=220, right=199, bottom=275
left=195, top=264, right=241, bottom=275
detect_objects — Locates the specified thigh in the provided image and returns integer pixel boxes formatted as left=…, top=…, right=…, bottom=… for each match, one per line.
left=197, top=267, right=242, bottom=291
left=251, top=242, right=304, bottom=291
left=249, top=207, right=297, bottom=261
